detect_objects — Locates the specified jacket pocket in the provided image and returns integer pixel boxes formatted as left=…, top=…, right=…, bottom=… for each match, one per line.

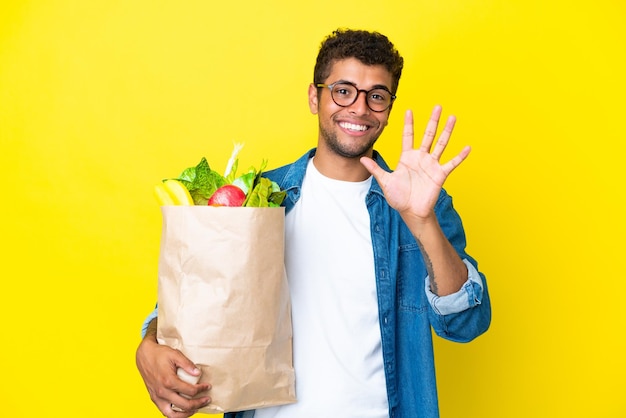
left=396, top=242, right=429, bottom=313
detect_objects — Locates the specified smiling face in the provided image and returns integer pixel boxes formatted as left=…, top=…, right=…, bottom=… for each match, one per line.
left=309, top=57, right=393, bottom=163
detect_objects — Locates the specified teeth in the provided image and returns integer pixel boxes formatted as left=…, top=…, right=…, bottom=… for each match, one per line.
left=340, top=122, right=368, bottom=132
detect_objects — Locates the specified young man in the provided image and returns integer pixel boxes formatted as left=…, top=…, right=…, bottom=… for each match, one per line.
left=136, top=29, right=491, bottom=418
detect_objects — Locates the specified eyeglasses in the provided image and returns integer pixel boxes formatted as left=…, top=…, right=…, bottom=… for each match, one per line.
left=315, top=81, right=396, bottom=112
left=316, top=82, right=396, bottom=112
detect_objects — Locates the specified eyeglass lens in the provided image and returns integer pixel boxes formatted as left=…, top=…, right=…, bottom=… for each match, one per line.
left=330, top=83, right=392, bottom=112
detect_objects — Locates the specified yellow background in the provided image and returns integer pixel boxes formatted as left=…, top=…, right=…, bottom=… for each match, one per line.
left=1, top=0, right=624, bottom=417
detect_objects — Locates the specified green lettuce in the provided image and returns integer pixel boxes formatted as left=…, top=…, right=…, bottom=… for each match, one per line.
left=171, top=156, right=285, bottom=207
left=245, top=177, right=286, bottom=208
left=173, top=157, right=226, bottom=205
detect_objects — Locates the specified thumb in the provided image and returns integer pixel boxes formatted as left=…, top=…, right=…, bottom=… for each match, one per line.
left=172, top=351, right=201, bottom=377
left=177, top=366, right=202, bottom=384
left=360, top=156, right=386, bottom=183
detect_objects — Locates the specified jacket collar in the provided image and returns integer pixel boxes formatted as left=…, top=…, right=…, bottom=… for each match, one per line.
left=278, top=148, right=390, bottom=210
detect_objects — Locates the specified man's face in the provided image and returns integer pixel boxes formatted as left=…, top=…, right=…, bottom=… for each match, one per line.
left=309, top=57, right=393, bottom=159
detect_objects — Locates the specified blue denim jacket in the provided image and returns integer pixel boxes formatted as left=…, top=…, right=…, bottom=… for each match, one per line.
left=223, top=149, right=491, bottom=418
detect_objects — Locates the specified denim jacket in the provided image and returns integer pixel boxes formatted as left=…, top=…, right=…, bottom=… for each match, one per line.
left=224, top=149, right=491, bottom=418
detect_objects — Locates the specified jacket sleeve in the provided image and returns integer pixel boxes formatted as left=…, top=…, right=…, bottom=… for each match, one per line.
left=426, top=190, right=492, bottom=342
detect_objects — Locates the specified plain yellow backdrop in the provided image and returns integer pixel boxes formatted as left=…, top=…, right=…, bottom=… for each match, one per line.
left=1, top=0, right=625, bottom=417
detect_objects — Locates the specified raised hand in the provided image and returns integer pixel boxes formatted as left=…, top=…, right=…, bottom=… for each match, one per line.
left=361, top=105, right=470, bottom=221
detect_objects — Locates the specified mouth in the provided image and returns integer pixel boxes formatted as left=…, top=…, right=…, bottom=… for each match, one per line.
left=338, top=121, right=371, bottom=133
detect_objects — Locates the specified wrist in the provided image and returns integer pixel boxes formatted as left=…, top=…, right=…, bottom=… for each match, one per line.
left=401, top=210, right=438, bottom=238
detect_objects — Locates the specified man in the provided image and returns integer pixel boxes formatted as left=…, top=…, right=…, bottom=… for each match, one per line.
left=136, top=28, right=491, bottom=418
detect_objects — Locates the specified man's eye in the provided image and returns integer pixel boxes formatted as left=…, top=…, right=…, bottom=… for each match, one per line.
left=369, top=91, right=388, bottom=102
left=335, top=88, right=351, bottom=96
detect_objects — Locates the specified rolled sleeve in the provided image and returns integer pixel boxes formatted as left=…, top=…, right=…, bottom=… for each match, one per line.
left=425, top=259, right=484, bottom=316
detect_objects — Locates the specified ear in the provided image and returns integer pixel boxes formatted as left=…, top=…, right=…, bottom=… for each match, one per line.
left=308, top=83, right=319, bottom=115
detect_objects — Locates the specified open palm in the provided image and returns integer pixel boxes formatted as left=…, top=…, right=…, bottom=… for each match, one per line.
left=361, top=106, right=470, bottom=220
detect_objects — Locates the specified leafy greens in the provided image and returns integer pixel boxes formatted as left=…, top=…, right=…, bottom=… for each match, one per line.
left=169, top=156, right=285, bottom=207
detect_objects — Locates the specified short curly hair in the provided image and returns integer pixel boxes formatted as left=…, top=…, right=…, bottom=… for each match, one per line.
left=314, top=29, right=404, bottom=94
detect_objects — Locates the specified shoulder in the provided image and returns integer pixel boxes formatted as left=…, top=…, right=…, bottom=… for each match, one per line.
left=265, top=149, right=316, bottom=188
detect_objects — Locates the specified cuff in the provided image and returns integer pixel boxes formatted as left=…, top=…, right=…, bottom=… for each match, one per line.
left=425, top=259, right=484, bottom=316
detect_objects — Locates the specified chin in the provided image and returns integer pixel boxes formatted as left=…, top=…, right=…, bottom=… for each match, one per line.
left=329, top=142, right=375, bottom=159
left=319, top=123, right=379, bottom=159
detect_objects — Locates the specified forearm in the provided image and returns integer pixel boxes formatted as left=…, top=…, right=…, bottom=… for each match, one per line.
left=141, top=307, right=159, bottom=338
left=144, top=318, right=158, bottom=340
left=403, top=212, right=467, bottom=296
left=138, top=318, right=159, bottom=357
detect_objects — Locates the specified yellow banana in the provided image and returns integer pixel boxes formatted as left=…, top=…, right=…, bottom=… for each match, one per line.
left=164, top=179, right=194, bottom=205
left=154, top=179, right=193, bottom=205
left=154, top=183, right=175, bottom=205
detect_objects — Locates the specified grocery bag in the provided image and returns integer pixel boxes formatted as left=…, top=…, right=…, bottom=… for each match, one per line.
left=156, top=205, right=296, bottom=414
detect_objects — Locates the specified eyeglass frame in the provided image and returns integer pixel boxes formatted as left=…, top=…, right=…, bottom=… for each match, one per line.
left=315, top=81, right=397, bottom=112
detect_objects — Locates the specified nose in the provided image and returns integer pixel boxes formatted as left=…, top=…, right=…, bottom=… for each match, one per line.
left=348, top=90, right=370, bottom=114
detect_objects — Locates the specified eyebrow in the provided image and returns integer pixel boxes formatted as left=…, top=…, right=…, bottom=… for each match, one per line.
left=333, top=79, right=392, bottom=92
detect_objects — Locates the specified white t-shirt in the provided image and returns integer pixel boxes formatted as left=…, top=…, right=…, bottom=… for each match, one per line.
left=255, top=159, right=389, bottom=418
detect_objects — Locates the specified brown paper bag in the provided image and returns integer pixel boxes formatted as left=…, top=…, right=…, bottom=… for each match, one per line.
left=156, top=206, right=296, bottom=414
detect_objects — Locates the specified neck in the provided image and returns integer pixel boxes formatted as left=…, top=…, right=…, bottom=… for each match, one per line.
left=312, top=147, right=373, bottom=182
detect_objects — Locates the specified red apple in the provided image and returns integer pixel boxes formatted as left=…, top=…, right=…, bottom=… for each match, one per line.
left=208, top=184, right=246, bottom=207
